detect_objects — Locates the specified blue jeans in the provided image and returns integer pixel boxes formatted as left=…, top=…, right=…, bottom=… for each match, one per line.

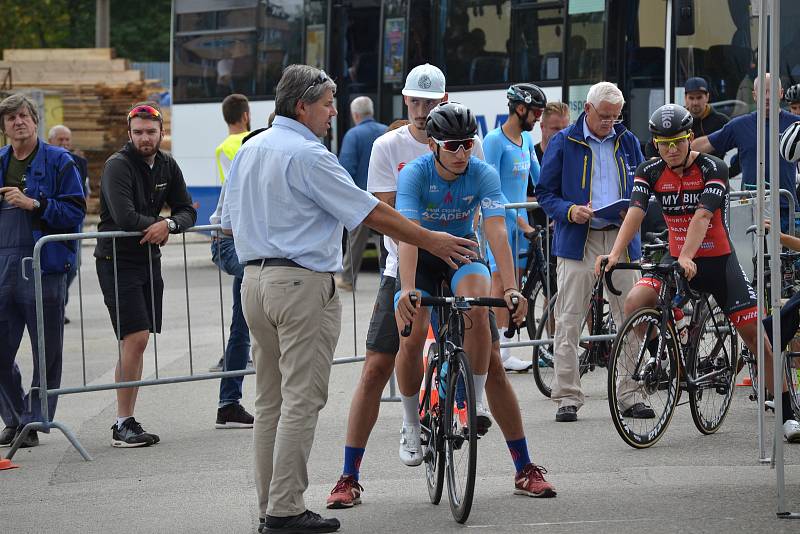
left=211, top=238, right=251, bottom=407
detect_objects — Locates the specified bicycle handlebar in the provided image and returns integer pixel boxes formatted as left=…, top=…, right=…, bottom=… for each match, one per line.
left=604, top=261, right=700, bottom=304
left=400, top=294, right=520, bottom=338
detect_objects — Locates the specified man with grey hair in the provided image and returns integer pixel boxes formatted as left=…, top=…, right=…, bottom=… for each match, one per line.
left=335, top=96, right=387, bottom=291
left=536, top=81, right=645, bottom=422
left=48, top=124, right=89, bottom=325
left=0, top=94, right=85, bottom=448
left=222, top=65, right=476, bottom=533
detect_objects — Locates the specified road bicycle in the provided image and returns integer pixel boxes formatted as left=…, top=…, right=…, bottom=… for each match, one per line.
left=406, top=292, right=518, bottom=523
left=605, top=261, right=738, bottom=448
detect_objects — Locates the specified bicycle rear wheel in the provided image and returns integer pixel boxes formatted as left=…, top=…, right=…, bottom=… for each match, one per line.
left=444, top=350, right=477, bottom=524
left=786, top=352, right=800, bottom=420
left=421, top=342, right=445, bottom=505
left=689, top=300, right=738, bottom=434
left=532, top=297, right=557, bottom=397
left=608, top=308, right=680, bottom=449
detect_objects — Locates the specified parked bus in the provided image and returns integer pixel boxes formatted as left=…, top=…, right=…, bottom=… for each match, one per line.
left=171, top=0, right=800, bottom=225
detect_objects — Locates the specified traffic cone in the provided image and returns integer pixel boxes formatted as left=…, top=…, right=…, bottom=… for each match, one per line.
left=736, top=376, right=753, bottom=387
left=420, top=326, right=438, bottom=414
left=0, top=458, right=19, bottom=471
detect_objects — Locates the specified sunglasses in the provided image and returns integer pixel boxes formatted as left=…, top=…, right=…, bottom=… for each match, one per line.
left=433, top=138, right=475, bottom=153
left=654, top=133, right=691, bottom=150
left=590, top=103, right=623, bottom=125
left=127, top=105, right=162, bottom=122
left=530, top=107, right=544, bottom=119
left=299, top=70, right=330, bottom=101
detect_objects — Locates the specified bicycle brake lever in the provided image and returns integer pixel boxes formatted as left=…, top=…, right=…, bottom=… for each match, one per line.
left=401, top=293, right=418, bottom=337
left=504, top=296, right=520, bottom=338
left=604, top=265, right=621, bottom=296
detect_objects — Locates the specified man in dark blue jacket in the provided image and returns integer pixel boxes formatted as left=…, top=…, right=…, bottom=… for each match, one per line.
left=0, top=93, right=86, bottom=448
left=535, top=82, right=645, bottom=423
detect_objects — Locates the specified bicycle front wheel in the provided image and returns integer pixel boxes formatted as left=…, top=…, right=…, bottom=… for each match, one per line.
left=532, top=297, right=557, bottom=397
left=444, top=350, right=477, bottom=524
left=608, top=308, right=680, bottom=449
left=421, top=342, right=445, bottom=505
left=688, top=300, right=738, bottom=435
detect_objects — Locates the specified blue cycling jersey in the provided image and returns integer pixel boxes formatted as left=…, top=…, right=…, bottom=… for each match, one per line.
left=482, top=127, right=539, bottom=208
left=396, top=154, right=506, bottom=236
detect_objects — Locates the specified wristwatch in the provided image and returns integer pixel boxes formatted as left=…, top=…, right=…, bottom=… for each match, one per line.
left=31, top=199, right=41, bottom=210
left=166, top=218, right=177, bottom=232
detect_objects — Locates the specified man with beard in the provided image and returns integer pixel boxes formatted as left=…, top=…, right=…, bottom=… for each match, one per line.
left=208, top=93, right=255, bottom=429
left=483, top=83, right=546, bottom=372
left=95, top=102, right=196, bottom=447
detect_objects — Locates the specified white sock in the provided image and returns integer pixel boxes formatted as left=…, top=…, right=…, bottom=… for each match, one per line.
left=498, top=328, right=511, bottom=362
left=473, top=374, right=488, bottom=407
left=116, top=416, right=132, bottom=429
left=401, top=393, right=421, bottom=426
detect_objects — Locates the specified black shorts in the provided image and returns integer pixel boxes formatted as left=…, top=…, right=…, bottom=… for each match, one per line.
left=365, top=275, right=500, bottom=356
left=96, top=258, right=164, bottom=339
left=637, top=252, right=758, bottom=327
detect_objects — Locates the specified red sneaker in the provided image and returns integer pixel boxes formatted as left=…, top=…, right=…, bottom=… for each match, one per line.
left=326, top=475, right=363, bottom=509
left=514, top=463, right=557, bottom=498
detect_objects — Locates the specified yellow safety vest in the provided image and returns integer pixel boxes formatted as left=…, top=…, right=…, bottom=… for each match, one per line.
left=214, top=131, right=249, bottom=184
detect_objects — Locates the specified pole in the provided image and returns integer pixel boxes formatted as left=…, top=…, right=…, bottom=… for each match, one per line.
left=95, top=0, right=110, bottom=48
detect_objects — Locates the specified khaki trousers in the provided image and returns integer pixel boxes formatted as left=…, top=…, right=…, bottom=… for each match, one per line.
left=241, top=265, right=341, bottom=518
left=552, top=228, right=641, bottom=410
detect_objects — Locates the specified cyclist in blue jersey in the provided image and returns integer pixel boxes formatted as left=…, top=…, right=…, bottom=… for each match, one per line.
left=484, top=83, right=547, bottom=371
left=393, top=103, right=556, bottom=498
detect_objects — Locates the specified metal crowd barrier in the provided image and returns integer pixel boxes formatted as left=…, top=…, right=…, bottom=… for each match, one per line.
left=4, top=224, right=395, bottom=463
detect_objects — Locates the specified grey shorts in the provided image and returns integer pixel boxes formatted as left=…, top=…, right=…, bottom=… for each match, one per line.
left=364, top=275, right=500, bottom=356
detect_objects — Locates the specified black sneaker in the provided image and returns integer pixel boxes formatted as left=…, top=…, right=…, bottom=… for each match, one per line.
left=263, top=510, right=340, bottom=533
left=111, top=418, right=158, bottom=448
left=555, top=405, right=578, bottom=422
left=13, top=428, right=39, bottom=448
left=622, top=402, right=656, bottom=419
left=0, top=426, right=16, bottom=446
left=216, top=403, right=254, bottom=429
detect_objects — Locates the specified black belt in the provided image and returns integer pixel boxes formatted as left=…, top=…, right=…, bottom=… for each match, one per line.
left=246, top=258, right=304, bottom=269
left=590, top=225, right=619, bottom=232
left=246, top=258, right=334, bottom=275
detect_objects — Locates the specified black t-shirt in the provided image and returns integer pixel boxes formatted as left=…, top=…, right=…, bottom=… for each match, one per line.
left=4, top=144, right=38, bottom=191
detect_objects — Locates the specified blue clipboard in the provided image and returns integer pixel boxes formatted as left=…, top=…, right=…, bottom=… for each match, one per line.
left=592, top=199, right=630, bottom=221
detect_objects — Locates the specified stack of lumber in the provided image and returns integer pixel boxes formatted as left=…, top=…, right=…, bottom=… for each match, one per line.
left=1, top=48, right=169, bottom=212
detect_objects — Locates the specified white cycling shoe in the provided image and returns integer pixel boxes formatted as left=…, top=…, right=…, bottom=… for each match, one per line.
left=399, top=423, right=423, bottom=466
left=503, top=356, right=533, bottom=373
left=784, top=420, right=800, bottom=443
left=475, top=401, right=493, bottom=436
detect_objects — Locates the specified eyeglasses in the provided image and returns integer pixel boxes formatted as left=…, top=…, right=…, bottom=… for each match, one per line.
left=127, top=105, right=162, bottom=122
left=654, top=133, right=691, bottom=150
left=590, top=103, right=623, bottom=125
left=433, top=138, right=475, bottom=153
left=299, top=70, right=330, bottom=101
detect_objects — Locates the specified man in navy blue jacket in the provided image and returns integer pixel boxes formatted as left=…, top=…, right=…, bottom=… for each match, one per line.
left=0, top=93, right=86, bottom=448
left=535, top=82, right=645, bottom=423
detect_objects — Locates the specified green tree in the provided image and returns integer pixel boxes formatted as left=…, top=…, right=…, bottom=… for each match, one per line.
left=0, top=0, right=170, bottom=62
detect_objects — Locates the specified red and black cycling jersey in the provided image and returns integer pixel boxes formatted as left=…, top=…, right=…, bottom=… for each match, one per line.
left=630, top=153, right=730, bottom=259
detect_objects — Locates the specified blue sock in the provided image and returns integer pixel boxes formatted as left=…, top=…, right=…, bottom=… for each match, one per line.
left=506, top=437, right=531, bottom=474
left=343, top=446, right=365, bottom=480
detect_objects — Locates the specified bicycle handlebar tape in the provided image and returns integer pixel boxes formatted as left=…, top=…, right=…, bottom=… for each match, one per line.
left=504, top=296, right=520, bottom=338
left=604, top=262, right=642, bottom=296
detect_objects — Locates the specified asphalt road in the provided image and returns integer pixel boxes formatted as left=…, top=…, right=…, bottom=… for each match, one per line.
left=2, top=240, right=800, bottom=533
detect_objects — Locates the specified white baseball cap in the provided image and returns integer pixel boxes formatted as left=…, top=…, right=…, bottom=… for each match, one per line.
left=402, top=63, right=446, bottom=99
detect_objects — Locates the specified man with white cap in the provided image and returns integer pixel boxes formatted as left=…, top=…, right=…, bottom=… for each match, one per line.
left=327, top=64, right=555, bottom=508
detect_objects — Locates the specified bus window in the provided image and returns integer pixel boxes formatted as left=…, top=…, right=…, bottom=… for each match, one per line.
left=172, top=0, right=304, bottom=103
left=565, top=0, right=605, bottom=121
left=675, top=0, right=756, bottom=118
left=626, top=0, right=666, bottom=142
left=438, top=0, right=511, bottom=88
left=510, top=6, right=565, bottom=84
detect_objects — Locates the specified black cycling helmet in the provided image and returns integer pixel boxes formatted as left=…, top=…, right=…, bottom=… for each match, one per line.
left=648, top=104, right=693, bottom=137
left=785, top=84, right=800, bottom=104
left=507, top=83, right=547, bottom=108
left=426, top=102, right=478, bottom=141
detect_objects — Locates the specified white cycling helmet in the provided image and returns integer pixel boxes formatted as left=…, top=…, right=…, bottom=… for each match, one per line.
left=779, top=121, right=800, bottom=163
